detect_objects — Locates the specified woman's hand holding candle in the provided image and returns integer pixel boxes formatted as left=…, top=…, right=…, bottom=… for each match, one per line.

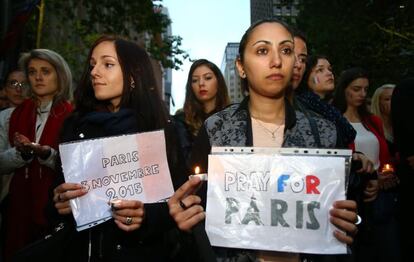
left=168, top=166, right=206, bottom=232
left=378, top=163, right=399, bottom=190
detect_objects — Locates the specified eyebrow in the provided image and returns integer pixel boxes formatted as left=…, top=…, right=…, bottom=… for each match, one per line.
left=91, top=55, right=117, bottom=61
left=252, top=39, right=294, bottom=46
left=192, top=72, right=213, bottom=77
left=101, top=55, right=117, bottom=60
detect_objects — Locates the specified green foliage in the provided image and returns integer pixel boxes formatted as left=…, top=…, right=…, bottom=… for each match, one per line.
left=23, top=0, right=188, bottom=80
left=296, top=0, right=414, bottom=91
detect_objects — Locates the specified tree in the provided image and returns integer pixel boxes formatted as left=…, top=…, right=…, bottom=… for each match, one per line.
left=296, top=0, right=413, bottom=90
left=22, top=0, right=188, bottom=79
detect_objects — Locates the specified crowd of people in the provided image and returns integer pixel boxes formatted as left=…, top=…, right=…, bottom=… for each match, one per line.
left=0, top=18, right=411, bottom=262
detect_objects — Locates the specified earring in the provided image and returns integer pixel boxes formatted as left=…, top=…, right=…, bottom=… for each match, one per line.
left=241, top=72, right=246, bottom=78
left=131, top=81, right=135, bottom=89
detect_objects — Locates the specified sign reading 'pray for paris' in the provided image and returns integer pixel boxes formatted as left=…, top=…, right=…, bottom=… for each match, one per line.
left=59, top=130, right=173, bottom=231
left=205, top=150, right=348, bottom=254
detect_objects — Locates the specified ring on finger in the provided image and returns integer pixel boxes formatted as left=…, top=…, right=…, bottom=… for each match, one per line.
left=179, top=200, right=187, bottom=210
left=355, top=215, right=362, bottom=225
left=125, top=216, right=133, bottom=225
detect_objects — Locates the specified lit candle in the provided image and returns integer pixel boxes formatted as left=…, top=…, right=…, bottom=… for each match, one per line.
left=189, top=166, right=208, bottom=181
left=381, top=163, right=394, bottom=175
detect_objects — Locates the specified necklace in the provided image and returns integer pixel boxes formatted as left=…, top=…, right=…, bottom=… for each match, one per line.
left=252, top=117, right=283, bottom=140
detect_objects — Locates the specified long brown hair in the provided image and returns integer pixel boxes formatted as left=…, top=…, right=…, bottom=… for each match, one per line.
left=183, top=59, right=230, bottom=136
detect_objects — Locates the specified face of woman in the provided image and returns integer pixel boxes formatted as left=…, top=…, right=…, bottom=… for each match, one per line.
left=191, top=65, right=218, bottom=105
left=345, top=77, right=369, bottom=109
left=307, top=58, right=334, bottom=97
left=236, top=22, right=295, bottom=99
left=90, top=41, right=124, bottom=110
left=28, top=58, right=59, bottom=102
left=292, top=37, right=307, bottom=90
left=379, top=88, right=393, bottom=116
left=5, top=71, right=26, bottom=107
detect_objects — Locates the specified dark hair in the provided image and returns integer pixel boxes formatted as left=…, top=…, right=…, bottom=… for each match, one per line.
left=292, top=27, right=307, bottom=45
left=2, top=66, right=23, bottom=87
left=332, top=67, right=378, bottom=131
left=183, top=59, right=230, bottom=136
left=237, top=18, right=294, bottom=93
left=75, top=35, right=168, bottom=131
left=297, top=54, right=331, bottom=95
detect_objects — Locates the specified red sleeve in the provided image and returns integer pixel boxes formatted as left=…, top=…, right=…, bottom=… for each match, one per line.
left=369, top=115, right=391, bottom=168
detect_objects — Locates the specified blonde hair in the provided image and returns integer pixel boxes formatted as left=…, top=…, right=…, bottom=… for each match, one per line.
left=19, top=49, right=73, bottom=104
left=371, top=83, right=395, bottom=140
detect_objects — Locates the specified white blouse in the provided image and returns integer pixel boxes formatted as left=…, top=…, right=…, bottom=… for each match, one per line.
left=351, top=122, right=380, bottom=170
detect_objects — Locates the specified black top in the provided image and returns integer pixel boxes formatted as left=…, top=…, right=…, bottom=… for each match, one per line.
left=47, top=109, right=188, bottom=262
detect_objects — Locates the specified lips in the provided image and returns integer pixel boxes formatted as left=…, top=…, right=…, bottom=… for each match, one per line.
left=93, top=82, right=105, bottom=88
left=266, top=73, right=284, bottom=81
left=199, top=90, right=208, bottom=96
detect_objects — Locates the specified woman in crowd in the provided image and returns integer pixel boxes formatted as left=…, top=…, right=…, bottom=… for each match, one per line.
left=302, top=54, right=335, bottom=101
left=371, top=84, right=399, bottom=190
left=290, top=45, right=357, bottom=148
left=50, top=35, right=187, bottom=261
left=332, top=67, right=400, bottom=262
left=0, top=67, right=28, bottom=255
left=0, top=68, right=28, bottom=200
left=174, top=59, right=230, bottom=167
left=168, top=19, right=359, bottom=262
left=371, top=84, right=395, bottom=153
left=1, top=49, right=73, bottom=262
left=0, top=68, right=27, bottom=110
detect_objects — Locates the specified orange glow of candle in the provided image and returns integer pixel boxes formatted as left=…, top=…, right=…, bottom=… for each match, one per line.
left=381, top=163, right=394, bottom=175
left=189, top=166, right=207, bottom=181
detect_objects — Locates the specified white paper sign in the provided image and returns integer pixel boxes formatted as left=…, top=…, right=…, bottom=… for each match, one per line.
left=59, top=130, right=174, bottom=231
left=205, top=154, right=346, bottom=254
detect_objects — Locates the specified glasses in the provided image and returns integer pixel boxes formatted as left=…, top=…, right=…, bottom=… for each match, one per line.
left=7, top=80, right=29, bottom=90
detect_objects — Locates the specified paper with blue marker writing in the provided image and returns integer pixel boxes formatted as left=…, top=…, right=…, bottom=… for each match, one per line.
left=205, top=154, right=346, bottom=254
left=59, top=130, right=173, bottom=231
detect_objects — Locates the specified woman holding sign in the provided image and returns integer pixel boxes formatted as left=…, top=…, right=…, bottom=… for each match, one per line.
left=45, top=36, right=188, bottom=261
left=168, top=19, right=359, bottom=262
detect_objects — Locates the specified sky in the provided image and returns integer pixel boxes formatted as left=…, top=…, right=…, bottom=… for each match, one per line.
left=161, top=0, right=250, bottom=114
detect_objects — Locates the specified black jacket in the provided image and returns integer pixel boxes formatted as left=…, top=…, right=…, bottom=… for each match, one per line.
left=46, top=110, right=188, bottom=262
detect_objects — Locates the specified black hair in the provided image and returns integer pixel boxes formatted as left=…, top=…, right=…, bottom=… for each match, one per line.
left=297, top=54, right=331, bottom=96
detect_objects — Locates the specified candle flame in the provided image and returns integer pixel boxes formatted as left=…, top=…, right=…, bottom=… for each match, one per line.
left=385, top=164, right=390, bottom=169
left=194, top=166, right=200, bottom=174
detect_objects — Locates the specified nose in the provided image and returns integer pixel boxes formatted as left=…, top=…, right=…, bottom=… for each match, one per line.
left=270, top=51, right=282, bottom=68
left=198, top=78, right=205, bottom=86
left=293, top=55, right=302, bottom=69
left=90, top=65, right=99, bottom=79
left=361, top=89, right=367, bottom=97
left=34, top=72, right=42, bottom=81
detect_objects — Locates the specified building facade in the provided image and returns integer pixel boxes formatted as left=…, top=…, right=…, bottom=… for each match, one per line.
left=250, top=0, right=301, bottom=25
left=221, top=42, right=244, bottom=104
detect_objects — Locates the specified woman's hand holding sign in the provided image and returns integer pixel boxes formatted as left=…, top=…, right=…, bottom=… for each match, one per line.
left=53, top=183, right=88, bottom=215
left=168, top=176, right=205, bottom=232
left=111, top=200, right=145, bottom=232
left=329, top=200, right=358, bottom=245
